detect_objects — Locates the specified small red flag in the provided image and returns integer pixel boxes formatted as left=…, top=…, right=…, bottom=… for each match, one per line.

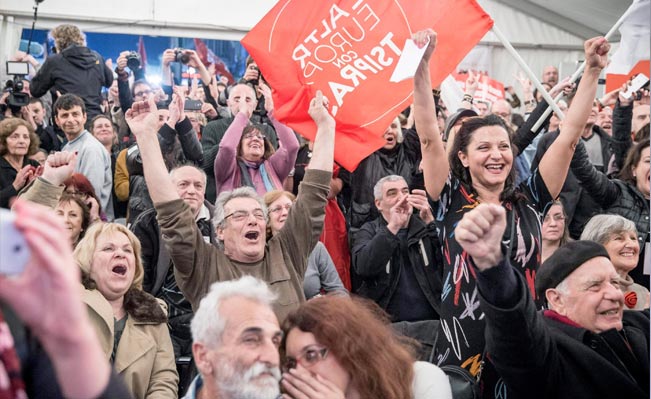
left=137, top=36, right=147, bottom=72
left=242, top=0, right=493, bottom=171
left=193, top=38, right=235, bottom=83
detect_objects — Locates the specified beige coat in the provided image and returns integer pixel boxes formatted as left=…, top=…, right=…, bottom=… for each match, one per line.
left=83, top=288, right=178, bottom=398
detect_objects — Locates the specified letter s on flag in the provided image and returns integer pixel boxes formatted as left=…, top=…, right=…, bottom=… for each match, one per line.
left=242, top=0, right=493, bottom=172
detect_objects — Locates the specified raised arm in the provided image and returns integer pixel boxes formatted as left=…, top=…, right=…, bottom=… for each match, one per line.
left=306, top=91, right=335, bottom=171
left=263, top=82, right=300, bottom=176
left=125, top=98, right=180, bottom=204
left=538, top=37, right=609, bottom=198
left=413, top=29, right=448, bottom=201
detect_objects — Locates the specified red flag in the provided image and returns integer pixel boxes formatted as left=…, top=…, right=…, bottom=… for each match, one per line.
left=193, top=38, right=235, bottom=83
left=242, top=0, right=493, bottom=171
left=137, top=36, right=147, bottom=72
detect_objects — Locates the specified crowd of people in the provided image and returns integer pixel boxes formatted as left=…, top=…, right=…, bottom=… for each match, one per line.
left=0, top=22, right=648, bottom=399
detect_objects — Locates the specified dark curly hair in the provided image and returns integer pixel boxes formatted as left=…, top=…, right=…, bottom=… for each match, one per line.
left=448, top=114, right=521, bottom=203
left=0, top=118, right=40, bottom=157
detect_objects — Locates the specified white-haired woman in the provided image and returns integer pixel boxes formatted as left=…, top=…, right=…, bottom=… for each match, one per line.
left=581, top=214, right=650, bottom=310
left=75, top=222, right=178, bottom=398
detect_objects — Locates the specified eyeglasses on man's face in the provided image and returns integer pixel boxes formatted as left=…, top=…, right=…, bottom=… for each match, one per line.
left=224, top=209, right=265, bottom=223
left=282, top=346, right=329, bottom=372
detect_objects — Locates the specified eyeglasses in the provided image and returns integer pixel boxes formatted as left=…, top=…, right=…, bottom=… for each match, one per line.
left=269, top=203, right=292, bottom=214
left=282, top=346, right=328, bottom=372
left=243, top=132, right=265, bottom=140
left=134, top=89, right=152, bottom=98
left=224, top=209, right=265, bottom=222
left=65, top=190, right=88, bottom=198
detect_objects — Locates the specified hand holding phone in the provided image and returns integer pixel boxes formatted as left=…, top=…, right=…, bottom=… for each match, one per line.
left=622, top=73, right=650, bottom=100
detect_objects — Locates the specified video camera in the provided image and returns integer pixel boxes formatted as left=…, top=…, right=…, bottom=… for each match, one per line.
left=4, top=61, right=30, bottom=109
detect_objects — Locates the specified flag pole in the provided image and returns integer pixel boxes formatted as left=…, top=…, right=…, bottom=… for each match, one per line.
left=491, top=25, right=566, bottom=120
left=525, top=3, right=638, bottom=130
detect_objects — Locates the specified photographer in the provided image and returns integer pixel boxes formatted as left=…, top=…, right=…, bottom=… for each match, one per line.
left=238, top=56, right=271, bottom=124
left=30, top=24, right=113, bottom=121
left=115, top=50, right=148, bottom=114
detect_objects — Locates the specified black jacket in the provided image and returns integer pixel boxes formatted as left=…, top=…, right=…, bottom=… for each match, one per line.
left=609, top=99, right=634, bottom=176
left=30, top=45, right=113, bottom=119
left=532, top=126, right=611, bottom=238
left=570, top=140, right=649, bottom=287
left=479, top=267, right=649, bottom=399
left=352, top=214, right=442, bottom=314
left=344, top=129, right=421, bottom=232
left=126, top=118, right=203, bottom=223
left=0, top=157, right=40, bottom=209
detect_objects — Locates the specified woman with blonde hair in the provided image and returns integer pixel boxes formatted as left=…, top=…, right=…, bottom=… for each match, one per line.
left=74, top=222, right=178, bottom=398
left=281, top=296, right=451, bottom=398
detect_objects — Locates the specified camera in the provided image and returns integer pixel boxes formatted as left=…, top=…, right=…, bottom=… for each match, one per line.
left=4, top=61, right=30, bottom=109
left=174, top=48, right=190, bottom=65
left=125, top=51, right=141, bottom=70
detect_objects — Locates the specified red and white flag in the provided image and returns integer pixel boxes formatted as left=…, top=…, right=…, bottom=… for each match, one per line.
left=606, top=0, right=650, bottom=75
left=242, top=0, right=493, bottom=171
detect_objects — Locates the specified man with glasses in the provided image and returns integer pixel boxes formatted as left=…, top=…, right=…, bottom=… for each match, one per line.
left=184, top=276, right=283, bottom=399
left=126, top=91, right=334, bottom=322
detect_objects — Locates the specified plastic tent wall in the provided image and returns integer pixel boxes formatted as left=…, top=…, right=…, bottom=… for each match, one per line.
left=0, top=0, right=631, bottom=94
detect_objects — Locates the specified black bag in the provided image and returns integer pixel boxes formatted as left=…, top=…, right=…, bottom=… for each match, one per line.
left=438, top=364, right=481, bottom=399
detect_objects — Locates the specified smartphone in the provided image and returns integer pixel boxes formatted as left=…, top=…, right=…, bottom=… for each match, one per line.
left=622, top=73, right=650, bottom=100
left=0, top=209, right=30, bottom=275
left=184, top=99, right=202, bottom=111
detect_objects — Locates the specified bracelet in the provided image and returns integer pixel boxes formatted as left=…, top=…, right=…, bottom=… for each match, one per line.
left=462, top=94, right=474, bottom=104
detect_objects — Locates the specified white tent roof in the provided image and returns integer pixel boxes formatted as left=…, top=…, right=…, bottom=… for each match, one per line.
left=0, top=0, right=635, bottom=89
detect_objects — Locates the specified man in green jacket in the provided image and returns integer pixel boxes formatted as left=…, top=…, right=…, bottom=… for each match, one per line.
left=125, top=92, right=335, bottom=321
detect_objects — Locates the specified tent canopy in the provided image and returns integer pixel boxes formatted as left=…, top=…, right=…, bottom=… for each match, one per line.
left=0, top=0, right=633, bottom=89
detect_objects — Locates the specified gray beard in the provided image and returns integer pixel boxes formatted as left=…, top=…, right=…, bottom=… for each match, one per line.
left=215, top=361, right=281, bottom=399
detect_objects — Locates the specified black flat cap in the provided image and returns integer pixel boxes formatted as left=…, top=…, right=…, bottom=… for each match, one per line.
left=535, top=241, right=610, bottom=300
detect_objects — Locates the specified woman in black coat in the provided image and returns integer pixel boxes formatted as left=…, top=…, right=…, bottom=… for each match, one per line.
left=0, top=118, right=40, bottom=208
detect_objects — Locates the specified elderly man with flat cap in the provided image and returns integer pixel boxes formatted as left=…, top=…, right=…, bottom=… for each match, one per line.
left=454, top=203, right=649, bottom=399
